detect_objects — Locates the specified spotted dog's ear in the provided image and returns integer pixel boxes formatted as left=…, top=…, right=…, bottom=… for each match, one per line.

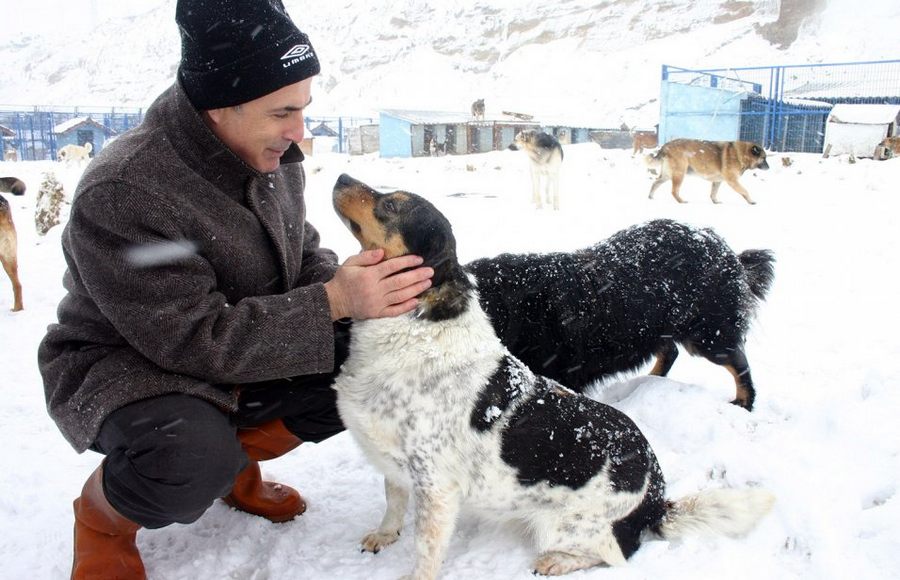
left=401, top=206, right=455, bottom=265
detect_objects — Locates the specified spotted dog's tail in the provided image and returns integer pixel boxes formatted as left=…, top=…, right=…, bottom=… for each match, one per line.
left=656, top=488, right=775, bottom=540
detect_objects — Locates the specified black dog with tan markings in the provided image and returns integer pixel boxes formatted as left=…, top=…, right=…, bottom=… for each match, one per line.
left=645, top=139, right=769, bottom=204
left=468, top=219, right=774, bottom=410
left=331, top=174, right=774, bottom=579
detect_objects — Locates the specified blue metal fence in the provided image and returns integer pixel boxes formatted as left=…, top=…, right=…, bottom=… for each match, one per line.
left=1, top=106, right=373, bottom=160
left=305, top=115, right=376, bottom=154
left=0, top=106, right=144, bottom=161
left=660, top=59, right=900, bottom=153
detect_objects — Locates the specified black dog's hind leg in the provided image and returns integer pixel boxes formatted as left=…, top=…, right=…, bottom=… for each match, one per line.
left=696, top=346, right=755, bottom=410
left=722, top=347, right=755, bottom=410
left=684, top=339, right=756, bottom=410
left=649, top=340, right=678, bottom=376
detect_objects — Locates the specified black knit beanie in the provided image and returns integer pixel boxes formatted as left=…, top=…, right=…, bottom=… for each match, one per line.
left=176, top=0, right=321, bottom=110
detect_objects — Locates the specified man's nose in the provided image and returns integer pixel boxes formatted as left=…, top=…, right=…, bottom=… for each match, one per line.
left=287, top=116, right=305, bottom=143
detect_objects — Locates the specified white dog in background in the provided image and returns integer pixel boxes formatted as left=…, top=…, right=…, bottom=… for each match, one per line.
left=57, top=142, right=93, bottom=166
left=509, top=130, right=564, bottom=210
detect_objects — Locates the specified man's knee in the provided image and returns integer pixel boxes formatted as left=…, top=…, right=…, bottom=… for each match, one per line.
left=98, top=395, right=245, bottom=528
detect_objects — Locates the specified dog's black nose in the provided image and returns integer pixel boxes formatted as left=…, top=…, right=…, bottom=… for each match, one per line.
left=336, top=173, right=358, bottom=187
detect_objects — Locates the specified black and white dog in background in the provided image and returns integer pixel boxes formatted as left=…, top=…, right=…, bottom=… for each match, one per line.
left=331, top=174, right=774, bottom=579
left=509, top=129, right=564, bottom=210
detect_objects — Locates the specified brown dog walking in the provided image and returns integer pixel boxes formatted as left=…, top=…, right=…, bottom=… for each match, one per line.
left=646, top=139, right=769, bottom=204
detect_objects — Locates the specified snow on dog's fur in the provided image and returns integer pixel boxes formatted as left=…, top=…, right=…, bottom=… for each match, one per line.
left=331, top=173, right=774, bottom=579
left=467, top=219, right=775, bottom=410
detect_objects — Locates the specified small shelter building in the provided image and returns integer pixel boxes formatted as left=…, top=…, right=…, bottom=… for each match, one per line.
left=379, top=109, right=540, bottom=158
left=53, top=116, right=116, bottom=154
left=823, top=104, right=900, bottom=158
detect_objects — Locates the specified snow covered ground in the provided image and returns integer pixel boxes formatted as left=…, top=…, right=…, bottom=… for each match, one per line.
left=2, top=143, right=899, bottom=579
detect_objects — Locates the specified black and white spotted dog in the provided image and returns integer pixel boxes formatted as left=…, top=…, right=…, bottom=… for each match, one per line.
left=467, top=220, right=775, bottom=410
left=331, top=174, right=774, bottom=579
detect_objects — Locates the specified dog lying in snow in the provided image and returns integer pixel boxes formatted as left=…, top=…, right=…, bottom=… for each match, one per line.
left=330, top=173, right=775, bottom=579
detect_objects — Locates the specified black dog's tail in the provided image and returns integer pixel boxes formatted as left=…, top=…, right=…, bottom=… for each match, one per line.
left=739, top=249, right=775, bottom=301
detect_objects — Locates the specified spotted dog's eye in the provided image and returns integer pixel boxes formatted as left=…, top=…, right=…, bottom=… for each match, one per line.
left=382, top=198, right=398, bottom=213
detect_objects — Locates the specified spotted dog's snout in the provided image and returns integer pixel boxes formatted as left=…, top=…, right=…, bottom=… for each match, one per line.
left=332, top=174, right=413, bottom=259
left=333, top=173, right=378, bottom=250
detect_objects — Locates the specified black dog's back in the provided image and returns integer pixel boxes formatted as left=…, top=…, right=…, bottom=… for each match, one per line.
left=467, top=219, right=774, bottom=408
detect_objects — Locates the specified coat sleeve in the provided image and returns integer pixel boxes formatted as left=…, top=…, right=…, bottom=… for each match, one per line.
left=64, top=183, right=336, bottom=385
left=295, top=218, right=340, bottom=287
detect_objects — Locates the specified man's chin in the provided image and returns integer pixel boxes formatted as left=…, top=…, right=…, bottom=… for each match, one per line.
left=255, top=156, right=282, bottom=173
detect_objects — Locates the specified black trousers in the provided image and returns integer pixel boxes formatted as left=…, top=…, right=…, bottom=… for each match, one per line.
left=91, top=326, right=349, bottom=529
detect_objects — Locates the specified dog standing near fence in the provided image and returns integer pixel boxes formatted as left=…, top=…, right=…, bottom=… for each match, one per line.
left=57, top=142, right=93, bottom=166
left=645, top=139, right=769, bottom=204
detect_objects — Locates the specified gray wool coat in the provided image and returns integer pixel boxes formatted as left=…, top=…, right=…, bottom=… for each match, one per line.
left=39, top=81, right=340, bottom=452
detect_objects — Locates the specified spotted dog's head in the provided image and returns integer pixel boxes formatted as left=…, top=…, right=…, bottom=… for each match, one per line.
left=332, top=174, right=473, bottom=321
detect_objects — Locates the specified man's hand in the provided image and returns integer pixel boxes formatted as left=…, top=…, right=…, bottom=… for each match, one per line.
left=324, top=249, right=434, bottom=320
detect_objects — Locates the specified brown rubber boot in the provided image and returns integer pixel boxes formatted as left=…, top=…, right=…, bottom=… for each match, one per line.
left=72, top=465, right=146, bottom=580
left=222, top=419, right=307, bottom=522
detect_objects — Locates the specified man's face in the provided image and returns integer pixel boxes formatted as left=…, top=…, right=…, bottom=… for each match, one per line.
left=204, top=77, right=313, bottom=173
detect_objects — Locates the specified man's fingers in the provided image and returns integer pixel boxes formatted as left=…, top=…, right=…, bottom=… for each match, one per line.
left=388, top=278, right=432, bottom=305
left=375, top=254, right=426, bottom=276
left=385, top=266, right=434, bottom=292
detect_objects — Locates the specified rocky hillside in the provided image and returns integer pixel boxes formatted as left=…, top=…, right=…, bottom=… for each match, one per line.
left=1, top=0, right=894, bottom=126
